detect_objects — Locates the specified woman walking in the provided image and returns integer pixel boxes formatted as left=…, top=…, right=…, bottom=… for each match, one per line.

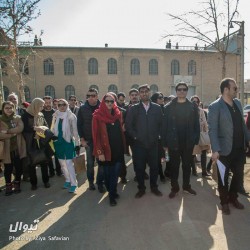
left=0, top=101, right=26, bottom=196
left=92, top=94, right=125, bottom=206
left=51, top=99, right=80, bottom=193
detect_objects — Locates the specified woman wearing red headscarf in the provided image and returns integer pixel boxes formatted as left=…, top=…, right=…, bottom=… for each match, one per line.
left=92, top=94, right=125, bottom=206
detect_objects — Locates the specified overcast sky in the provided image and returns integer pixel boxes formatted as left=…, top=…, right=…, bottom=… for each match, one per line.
left=25, top=0, right=249, bottom=79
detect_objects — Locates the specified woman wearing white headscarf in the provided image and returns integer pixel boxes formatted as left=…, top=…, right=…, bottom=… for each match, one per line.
left=51, top=99, right=80, bottom=193
left=21, top=98, right=50, bottom=190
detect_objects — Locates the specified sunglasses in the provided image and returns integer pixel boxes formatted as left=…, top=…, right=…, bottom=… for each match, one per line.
left=105, top=100, right=114, bottom=104
left=86, top=94, right=97, bottom=98
left=58, top=103, right=67, bottom=107
left=177, top=88, right=188, bottom=92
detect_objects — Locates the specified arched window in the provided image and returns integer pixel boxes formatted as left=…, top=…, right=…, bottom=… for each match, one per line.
left=64, top=58, right=74, bottom=75
left=131, top=84, right=139, bottom=90
left=65, top=85, right=75, bottom=100
left=19, top=58, right=29, bottom=75
left=108, top=84, right=118, bottom=94
left=188, top=60, right=196, bottom=75
left=3, top=86, right=9, bottom=100
left=108, top=58, right=117, bottom=74
left=171, top=59, right=180, bottom=75
left=150, top=84, right=158, bottom=94
left=45, top=85, right=55, bottom=99
left=88, top=58, right=98, bottom=74
left=131, top=58, right=140, bottom=75
left=0, top=58, right=8, bottom=76
left=149, top=59, right=158, bottom=75
left=44, top=58, right=54, bottom=75
left=24, top=86, right=31, bottom=101
left=89, top=84, right=99, bottom=92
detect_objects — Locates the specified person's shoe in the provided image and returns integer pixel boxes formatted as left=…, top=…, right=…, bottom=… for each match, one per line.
left=135, top=190, right=145, bottom=199
left=144, top=172, right=149, bottom=180
left=169, top=190, right=178, bottom=199
left=160, top=176, right=166, bottom=183
left=110, top=198, right=117, bottom=206
left=22, top=176, right=30, bottom=182
left=151, top=188, right=163, bottom=197
left=88, top=183, right=96, bottom=190
left=5, top=183, right=13, bottom=196
left=229, top=199, right=244, bottom=209
left=114, top=193, right=120, bottom=199
left=44, top=183, right=50, bottom=188
left=183, top=188, right=197, bottom=195
left=69, top=186, right=77, bottom=193
left=13, top=181, right=21, bottom=194
left=121, top=177, right=128, bottom=184
left=49, top=173, right=55, bottom=178
left=134, top=176, right=138, bottom=182
left=222, top=204, right=230, bottom=215
left=31, top=185, right=37, bottom=190
left=56, top=172, right=62, bottom=177
left=98, top=185, right=106, bottom=193
left=63, top=182, right=71, bottom=189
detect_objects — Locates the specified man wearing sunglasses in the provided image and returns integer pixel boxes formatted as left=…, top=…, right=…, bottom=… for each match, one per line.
left=162, top=82, right=200, bottom=199
left=208, top=78, right=250, bottom=215
left=77, top=88, right=105, bottom=193
left=68, top=95, right=79, bottom=116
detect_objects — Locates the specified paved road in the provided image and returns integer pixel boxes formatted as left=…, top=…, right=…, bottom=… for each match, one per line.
left=0, top=155, right=250, bottom=250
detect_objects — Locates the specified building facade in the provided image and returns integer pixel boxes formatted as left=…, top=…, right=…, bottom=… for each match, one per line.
left=1, top=45, right=240, bottom=106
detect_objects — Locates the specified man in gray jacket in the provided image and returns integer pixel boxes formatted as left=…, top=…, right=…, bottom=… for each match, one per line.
left=208, top=78, right=250, bottom=215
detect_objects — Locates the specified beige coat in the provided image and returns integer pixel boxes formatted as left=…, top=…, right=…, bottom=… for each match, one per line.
left=193, top=108, right=210, bottom=155
left=0, top=116, right=27, bottom=164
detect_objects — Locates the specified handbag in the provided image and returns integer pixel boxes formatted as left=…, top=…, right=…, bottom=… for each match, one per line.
left=199, top=131, right=210, bottom=146
left=73, top=154, right=86, bottom=174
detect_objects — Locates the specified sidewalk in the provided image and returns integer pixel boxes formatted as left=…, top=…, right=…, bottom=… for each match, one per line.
left=0, top=156, right=249, bottom=250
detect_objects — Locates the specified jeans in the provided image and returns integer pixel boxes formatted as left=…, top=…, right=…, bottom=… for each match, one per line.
left=103, top=162, right=121, bottom=200
left=169, top=148, right=193, bottom=192
left=85, top=141, right=104, bottom=187
left=134, top=144, right=158, bottom=191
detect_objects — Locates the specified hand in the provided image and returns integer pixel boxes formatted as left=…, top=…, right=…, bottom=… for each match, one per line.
left=98, top=154, right=105, bottom=161
left=75, top=146, right=80, bottom=156
left=211, top=152, right=219, bottom=162
left=80, top=138, right=88, bottom=147
left=34, top=126, right=46, bottom=133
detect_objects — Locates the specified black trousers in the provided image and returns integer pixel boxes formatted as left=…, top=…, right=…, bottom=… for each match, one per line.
left=217, top=148, right=245, bottom=205
left=169, top=148, right=193, bottom=192
left=29, top=163, right=49, bottom=186
left=47, top=156, right=62, bottom=175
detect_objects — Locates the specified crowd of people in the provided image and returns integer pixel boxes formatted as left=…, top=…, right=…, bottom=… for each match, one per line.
left=0, top=78, right=249, bottom=213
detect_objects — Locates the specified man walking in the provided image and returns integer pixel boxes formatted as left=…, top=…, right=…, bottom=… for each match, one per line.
left=126, top=84, right=163, bottom=198
left=208, top=78, right=250, bottom=215
left=162, top=82, right=200, bottom=198
left=77, top=88, right=105, bottom=192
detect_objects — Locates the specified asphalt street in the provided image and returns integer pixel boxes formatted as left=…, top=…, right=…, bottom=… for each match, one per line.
left=0, top=155, right=250, bottom=250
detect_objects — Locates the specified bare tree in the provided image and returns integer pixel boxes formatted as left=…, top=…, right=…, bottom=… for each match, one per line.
left=163, top=0, right=240, bottom=78
left=0, top=0, right=41, bottom=104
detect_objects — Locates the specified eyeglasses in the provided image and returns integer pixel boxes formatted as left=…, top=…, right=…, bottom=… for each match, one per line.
left=177, top=88, right=188, bottom=92
left=70, top=99, right=76, bottom=101
left=58, top=103, right=67, bottom=107
left=105, top=100, right=114, bottom=104
left=86, top=94, right=97, bottom=98
left=4, top=107, right=14, bottom=110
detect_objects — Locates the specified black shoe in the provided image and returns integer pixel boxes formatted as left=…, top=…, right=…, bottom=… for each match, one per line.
left=121, top=177, right=128, bottom=184
left=160, top=176, right=166, bottom=183
left=144, top=172, right=149, bottom=180
left=22, top=176, right=30, bottom=182
left=44, top=183, right=51, bottom=188
left=31, top=185, right=37, bottom=190
left=49, top=173, right=55, bottom=178
left=222, top=204, right=230, bottom=215
left=98, top=185, right=106, bottom=193
left=114, top=193, right=120, bottom=199
left=169, top=191, right=178, bottom=199
left=88, top=183, right=96, bottom=190
left=229, top=199, right=244, bottom=209
left=151, top=188, right=163, bottom=197
left=56, top=172, right=62, bottom=176
left=135, top=190, right=145, bottom=199
left=183, top=188, right=197, bottom=195
left=110, top=199, right=117, bottom=206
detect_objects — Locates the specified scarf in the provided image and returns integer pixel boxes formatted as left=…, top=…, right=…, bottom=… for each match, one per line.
left=53, top=109, right=72, bottom=143
left=0, top=112, right=17, bottom=152
left=93, top=95, right=121, bottom=124
left=26, top=98, right=45, bottom=126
